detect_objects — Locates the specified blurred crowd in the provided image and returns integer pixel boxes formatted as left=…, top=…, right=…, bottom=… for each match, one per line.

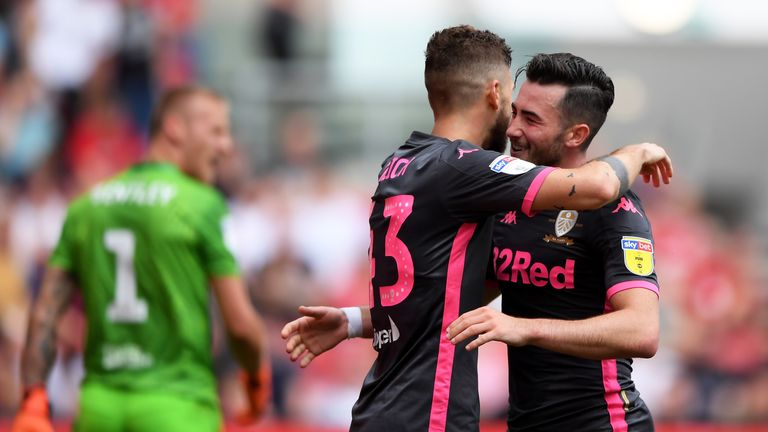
left=0, top=0, right=766, bottom=427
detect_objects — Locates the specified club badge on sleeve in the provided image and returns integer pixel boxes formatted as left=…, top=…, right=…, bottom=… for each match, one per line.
left=621, top=236, right=654, bottom=276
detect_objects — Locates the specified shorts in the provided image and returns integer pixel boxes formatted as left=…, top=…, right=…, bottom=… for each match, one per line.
left=74, top=382, right=222, bottom=432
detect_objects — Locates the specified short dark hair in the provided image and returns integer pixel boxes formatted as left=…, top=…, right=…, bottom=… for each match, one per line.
left=424, top=25, right=512, bottom=112
left=516, top=53, right=614, bottom=149
left=149, top=85, right=224, bottom=138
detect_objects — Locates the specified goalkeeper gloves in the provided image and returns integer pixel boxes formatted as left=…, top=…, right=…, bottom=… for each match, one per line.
left=12, top=387, right=53, bottom=432
left=236, top=361, right=272, bottom=424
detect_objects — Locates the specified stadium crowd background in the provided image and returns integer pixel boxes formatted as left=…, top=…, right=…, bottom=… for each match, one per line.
left=0, top=0, right=766, bottom=429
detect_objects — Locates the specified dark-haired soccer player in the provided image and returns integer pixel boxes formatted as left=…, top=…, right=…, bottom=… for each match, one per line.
left=282, top=27, right=672, bottom=432
left=447, top=53, right=658, bottom=431
left=13, top=86, right=270, bottom=432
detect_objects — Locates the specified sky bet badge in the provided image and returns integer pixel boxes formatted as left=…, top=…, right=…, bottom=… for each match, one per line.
left=555, top=210, right=578, bottom=237
left=621, top=236, right=654, bottom=276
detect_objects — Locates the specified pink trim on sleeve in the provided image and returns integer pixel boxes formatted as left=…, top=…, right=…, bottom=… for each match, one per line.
left=606, top=280, right=659, bottom=301
left=521, top=167, right=556, bottom=217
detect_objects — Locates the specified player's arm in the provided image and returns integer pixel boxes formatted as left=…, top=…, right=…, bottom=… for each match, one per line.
left=532, top=143, right=673, bottom=211
left=13, top=266, right=76, bottom=432
left=211, top=276, right=270, bottom=421
left=446, top=288, right=659, bottom=359
left=280, top=305, right=373, bottom=368
left=211, top=276, right=267, bottom=371
left=21, top=267, right=76, bottom=389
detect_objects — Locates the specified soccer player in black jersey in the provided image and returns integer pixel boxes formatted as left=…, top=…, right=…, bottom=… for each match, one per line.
left=281, top=28, right=673, bottom=432
left=447, top=53, right=659, bottom=431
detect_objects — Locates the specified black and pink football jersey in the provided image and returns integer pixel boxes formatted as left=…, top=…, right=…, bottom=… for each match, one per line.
left=350, top=131, right=553, bottom=432
left=492, top=191, right=658, bottom=432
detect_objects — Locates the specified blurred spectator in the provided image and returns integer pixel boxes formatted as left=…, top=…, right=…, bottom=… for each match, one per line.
left=116, top=0, right=157, bottom=135
left=63, top=58, right=144, bottom=190
left=0, top=68, right=57, bottom=181
left=7, top=163, right=66, bottom=294
left=0, top=1, right=57, bottom=181
left=28, top=0, right=121, bottom=90
left=274, top=110, right=370, bottom=299
left=641, top=184, right=768, bottom=423
left=258, top=0, right=300, bottom=63
left=0, top=202, right=28, bottom=415
left=144, top=0, right=201, bottom=88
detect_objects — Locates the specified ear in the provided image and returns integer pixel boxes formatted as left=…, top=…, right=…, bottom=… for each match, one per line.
left=163, top=114, right=185, bottom=144
left=486, top=80, right=501, bottom=111
left=564, top=123, right=590, bottom=149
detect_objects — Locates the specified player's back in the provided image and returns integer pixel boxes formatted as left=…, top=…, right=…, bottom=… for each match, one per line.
left=51, top=162, right=235, bottom=406
left=352, top=132, right=553, bottom=432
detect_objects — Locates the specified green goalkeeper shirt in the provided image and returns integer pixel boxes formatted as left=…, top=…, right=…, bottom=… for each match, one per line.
left=50, top=162, right=239, bottom=406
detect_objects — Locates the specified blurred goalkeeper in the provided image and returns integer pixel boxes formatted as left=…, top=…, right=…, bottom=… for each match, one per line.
left=12, top=86, right=270, bottom=432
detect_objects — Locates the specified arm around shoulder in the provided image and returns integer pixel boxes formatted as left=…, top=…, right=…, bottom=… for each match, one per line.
left=531, top=143, right=673, bottom=212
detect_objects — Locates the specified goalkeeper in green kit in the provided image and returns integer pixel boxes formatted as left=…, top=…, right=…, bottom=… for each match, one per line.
left=12, top=86, right=270, bottom=432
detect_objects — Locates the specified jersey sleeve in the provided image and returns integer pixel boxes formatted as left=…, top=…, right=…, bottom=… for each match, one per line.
left=48, top=201, right=81, bottom=272
left=440, top=144, right=555, bottom=221
left=196, top=191, right=240, bottom=277
left=593, top=191, right=659, bottom=301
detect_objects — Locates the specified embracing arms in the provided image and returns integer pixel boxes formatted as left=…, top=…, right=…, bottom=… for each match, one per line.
left=532, top=143, right=672, bottom=211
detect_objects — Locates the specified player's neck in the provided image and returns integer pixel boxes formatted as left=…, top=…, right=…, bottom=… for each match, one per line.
left=145, top=140, right=182, bottom=166
left=431, top=111, right=488, bottom=147
left=558, top=149, right=588, bottom=169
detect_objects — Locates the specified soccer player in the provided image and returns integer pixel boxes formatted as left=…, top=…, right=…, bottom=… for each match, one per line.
left=281, top=26, right=672, bottom=432
left=446, top=53, right=658, bottom=431
left=12, top=86, right=270, bottom=432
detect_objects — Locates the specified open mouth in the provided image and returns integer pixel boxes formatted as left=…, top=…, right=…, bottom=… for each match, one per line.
left=509, top=143, right=527, bottom=153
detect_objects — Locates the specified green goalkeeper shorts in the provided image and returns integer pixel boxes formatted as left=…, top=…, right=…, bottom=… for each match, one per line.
left=73, top=382, right=222, bottom=432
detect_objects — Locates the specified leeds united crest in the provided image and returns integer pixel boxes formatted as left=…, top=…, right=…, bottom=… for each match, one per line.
left=555, top=210, right=578, bottom=237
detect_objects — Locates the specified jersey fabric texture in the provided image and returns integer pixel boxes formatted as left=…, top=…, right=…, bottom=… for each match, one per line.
left=491, top=190, right=657, bottom=432
left=49, top=162, right=238, bottom=411
left=351, top=131, right=554, bottom=432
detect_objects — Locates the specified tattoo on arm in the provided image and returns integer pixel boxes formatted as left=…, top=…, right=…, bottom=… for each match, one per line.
left=22, top=269, right=76, bottom=388
left=597, top=156, right=629, bottom=196
left=568, top=185, right=576, bottom=197
left=566, top=173, right=574, bottom=178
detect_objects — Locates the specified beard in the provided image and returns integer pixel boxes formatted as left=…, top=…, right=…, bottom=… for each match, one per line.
left=482, top=112, right=510, bottom=153
left=509, top=129, right=567, bottom=166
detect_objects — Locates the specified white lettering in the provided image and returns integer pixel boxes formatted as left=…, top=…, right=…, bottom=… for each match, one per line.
left=102, top=344, right=154, bottom=370
left=92, top=182, right=177, bottom=206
